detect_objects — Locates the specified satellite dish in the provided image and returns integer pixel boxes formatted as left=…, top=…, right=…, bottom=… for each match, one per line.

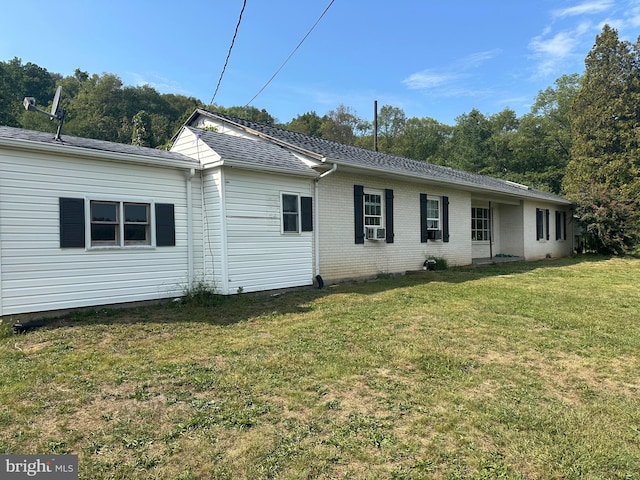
left=23, top=86, right=66, bottom=141
left=50, top=86, right=62, bottom=119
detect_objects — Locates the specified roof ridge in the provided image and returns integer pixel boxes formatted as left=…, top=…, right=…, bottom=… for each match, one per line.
left=192, top=109, right=568, bottom=204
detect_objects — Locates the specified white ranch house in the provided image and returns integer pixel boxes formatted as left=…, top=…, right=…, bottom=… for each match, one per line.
left=0, top=111, right=573, bottom=317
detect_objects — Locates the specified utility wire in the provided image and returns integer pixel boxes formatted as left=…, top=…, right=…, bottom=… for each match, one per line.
left=245, top=0, right=335, bottom=107
left=210, top=0, right=247, bottom=106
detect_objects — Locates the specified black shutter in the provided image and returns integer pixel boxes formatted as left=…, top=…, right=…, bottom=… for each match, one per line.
left=420, top=193, right=428, bottom=243
left=59, top=197, right=85, bottom=248
left=301, top=196, right=313, bottom=232
left=442, top=195, right=450, bottom=242
left=156, top=203, right=175, bottom=246
left=385, top=188, right=394, bottom=243
left=555, top=211, right=561, bottom=241
left=545, top=209, right=550, bottom=241
left=563, top=211, right=567, bottom=240
left=354, top=185, right=364, bottom=244
left=536, top=209, right=543, bottom=240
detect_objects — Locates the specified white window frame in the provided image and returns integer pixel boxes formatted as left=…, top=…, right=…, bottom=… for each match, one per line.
left=426, top=198, right=440, bottom=231
left=471, top=207, right=491, bottom=242
left=86, top=196, right=156, bottom=249
left=281, top=192, right=300, bottom=234
left=364, top=190, right=383, bottom=228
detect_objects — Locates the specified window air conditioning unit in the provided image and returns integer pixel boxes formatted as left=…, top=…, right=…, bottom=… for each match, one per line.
left=366, top=227, right=386, bottom=240
left=426, top=229, right=442, bottom=240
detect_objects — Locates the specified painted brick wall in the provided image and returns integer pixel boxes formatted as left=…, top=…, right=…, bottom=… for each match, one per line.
left=523, top=201, right=573, bottom=260
left=316, top=172, right=472, bottom=282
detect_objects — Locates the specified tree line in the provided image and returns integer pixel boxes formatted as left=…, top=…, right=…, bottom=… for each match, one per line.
left=1, top=25, right=638, bottom=253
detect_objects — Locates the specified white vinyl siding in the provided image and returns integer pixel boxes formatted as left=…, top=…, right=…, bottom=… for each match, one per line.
left=0, top=147, right=200, bottom=316
left=221, top=169, right=313, bottom=294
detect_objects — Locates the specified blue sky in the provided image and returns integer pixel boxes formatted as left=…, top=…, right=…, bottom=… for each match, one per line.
left=2, top=0, right=640, bottom=126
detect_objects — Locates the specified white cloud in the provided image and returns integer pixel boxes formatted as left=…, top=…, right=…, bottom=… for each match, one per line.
left=403, top=49, right=500, bottom=91
left=402, top=70, right=460, bottom=90
left=459, top=49, right=502, bottom=68
left=552, top=0, right=613, bottom=18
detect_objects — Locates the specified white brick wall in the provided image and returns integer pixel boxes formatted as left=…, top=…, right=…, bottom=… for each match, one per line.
left=523, top=201, right=573, bottom=260
left=316, top=172, right=473, bottom=282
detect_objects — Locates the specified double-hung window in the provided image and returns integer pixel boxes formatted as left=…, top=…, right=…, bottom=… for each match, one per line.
left=420, top=193, right=448, bottom=242
left=281, top=193, right=313, bottom=234
left=90, top=201, right=151, bottom=247
left=426, top=198, right=440, bottom=230
left=364, top=193, right=382, bottom=227
left=471, top=207, right=491, bottom=241
left=282, top=193, right=300, bottom=233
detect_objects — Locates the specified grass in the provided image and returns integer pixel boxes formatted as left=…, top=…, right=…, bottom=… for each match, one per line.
left=1, top=256, right=640, bottom=479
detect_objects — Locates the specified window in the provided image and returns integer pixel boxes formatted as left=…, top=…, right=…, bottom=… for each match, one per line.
left=420, top=194, right=449, bottom=243
left=426, top=198, right=440, bottom=230
left=472, top=207, right=491, bottom=241
left=536, top=208, right=550, bottom=241
left=353, top=185, right=393, bottom=244
left=90, top=201, right=150, bottom=247
left=364, top=193, right=382, bottom=227
left=281, top=194, right=313, bottom=234
left=282, top=193, right=299, bottom=233
left=60, top=198, right=175, bottom=249
left=555, top=210, right=567, bottom=241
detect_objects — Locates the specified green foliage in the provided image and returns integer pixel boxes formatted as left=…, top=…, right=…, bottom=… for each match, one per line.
left=564, top=25, right=640, bottom=200
left=213, top=105, right=275, bottom=125
left=180, top=279, right=220, bottom=306
left=1, top=59, right=202, bottom=147
left=571, top=181, right=640, bottom=254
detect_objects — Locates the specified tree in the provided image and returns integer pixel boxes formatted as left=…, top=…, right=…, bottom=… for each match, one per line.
left=506, top=74, right=579, bottom=193
left=286, top=111, right=323, bottom=137
left=215, top=105, right=275, bottom=125
left=321, top=104, right=369, bottom=145
left=447, top=109, right=492, bottom=172
left=395, top=116, right=451, bottom=163
left=564, top=25, right=640, bottom=199
left=563, top=25, right=640, bottom=253
left=132, top=110, right=152, bottom=146
left=376, top=105, right=406, bottom=154
left=0, top=57, right=56, bottom=127
left=572, top=181, right=640, bottom=254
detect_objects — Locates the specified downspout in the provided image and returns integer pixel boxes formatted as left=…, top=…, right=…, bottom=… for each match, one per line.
left=489, top=201, right=493, bottom=259
left=186, top=168, right=196, bottom=287
left=314, top=162, right=338, bottom=286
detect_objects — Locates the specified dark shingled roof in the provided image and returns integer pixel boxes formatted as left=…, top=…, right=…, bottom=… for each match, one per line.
left=192, top=109, right=570, bottom=204
left=0, top=125, right=197, bottom=166
left=186, top=126, right=316, bottom=176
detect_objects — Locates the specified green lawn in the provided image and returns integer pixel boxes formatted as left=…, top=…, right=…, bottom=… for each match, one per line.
left=1, top=257, right=640, bottom=479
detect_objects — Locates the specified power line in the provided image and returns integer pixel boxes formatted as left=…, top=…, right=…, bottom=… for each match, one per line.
left=245, top=0, right=336, bottom=107
left=210, top=0, right=247, bottom=106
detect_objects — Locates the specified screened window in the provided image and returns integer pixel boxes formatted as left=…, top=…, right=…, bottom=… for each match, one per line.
left=472, top=207, right=491, bottom=241
left=282, top=193, right=300, bottom=233
left=364, top=193, right=382, bottom=227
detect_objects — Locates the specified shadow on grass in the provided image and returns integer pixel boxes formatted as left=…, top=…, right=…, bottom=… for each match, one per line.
left=14, top=254, right=614, bottom=332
